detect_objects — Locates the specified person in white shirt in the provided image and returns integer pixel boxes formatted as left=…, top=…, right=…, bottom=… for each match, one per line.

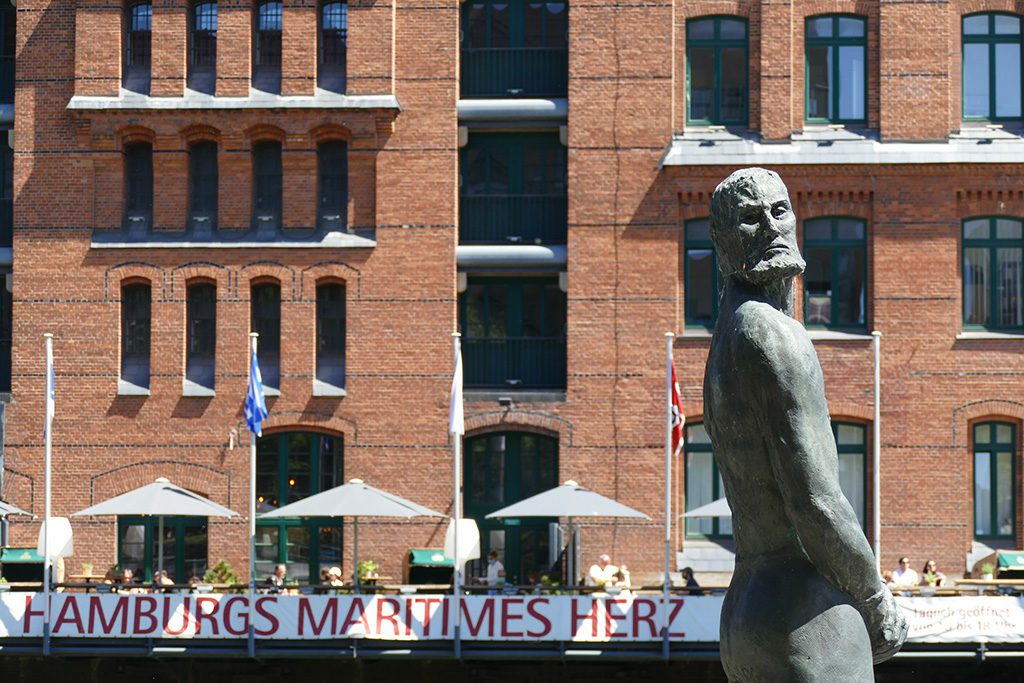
left=889, top=557, right=919, bottom=587
left=483, top=550, right=506, bottom=586
left=587, top=553, right=630, bottom=588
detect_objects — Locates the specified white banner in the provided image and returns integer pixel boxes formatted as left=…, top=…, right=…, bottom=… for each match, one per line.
left=1, top=594, right=1022, bottom=643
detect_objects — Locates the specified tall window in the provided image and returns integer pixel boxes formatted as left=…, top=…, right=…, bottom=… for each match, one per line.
left=805, top=15, right=866, bottom=123
left=684, top=423, right=731, bottom=538
left=0, top=271, right=10, bottom=393
left=464, top=432, right=558, bottom=584
left=316, top=283, right=346, bottom=391
left=189, top=2, right=218, bottom=94
left=251, top=282, right=281, bottom=391
left=0, top=137, right=11, bottom=248
left=963, top=13, right=1023, bottom=121
left=803, top=217, right=866, bottom=329
left=686, top=16, right=747, bottom=125
left=318, top=141, right=347, bottom=231
left=255, top=432, right=342, bottom=581
left=319, top=1, right=347, bottom=92
left=119, top=516, right=208, bottom=584
left=121, top=283, right=151, bottom=390
left=832, top=422, right=866, bottom=530
left=124, top=2, right=152, bottom=93
left=254, top=1, right=283, bottom=93
left=252, top=140, right=282, bottom=232
left=124, top=142, right=153, bottom=233
left=1, top=3, right=15, bottom=104
left=460, top=277, right=567, bottom=390
left=974, top=421, right=1016, bottom=539
left=963, top=217, right=1024, bottom=330
left=684, top=218, right=719, bottom=328
left=185, top=282, right=216, bottom=391
left=188, top=141, right=218, bottom=234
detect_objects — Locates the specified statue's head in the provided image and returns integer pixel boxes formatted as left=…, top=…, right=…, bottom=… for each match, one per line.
left=709, top=167, right=805, bottom=284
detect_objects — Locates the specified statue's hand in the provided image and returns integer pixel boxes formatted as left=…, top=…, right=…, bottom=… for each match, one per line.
left=858, top=586, right=908, bottom=664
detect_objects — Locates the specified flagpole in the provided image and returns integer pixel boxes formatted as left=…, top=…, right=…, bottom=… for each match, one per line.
left=42, top=332, right=53, bottom=656
left=451, top=332, right=462, bottom=659
left=248, top=332, right=258, bottom=658
left=662, top=332, right=674, bottom=661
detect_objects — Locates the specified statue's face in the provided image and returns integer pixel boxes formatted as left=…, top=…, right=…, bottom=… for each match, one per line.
left=712, top=170, right=806, bottom=283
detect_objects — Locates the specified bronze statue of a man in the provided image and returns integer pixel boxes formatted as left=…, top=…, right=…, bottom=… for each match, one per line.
left=703, top=168, right=907, bottom=681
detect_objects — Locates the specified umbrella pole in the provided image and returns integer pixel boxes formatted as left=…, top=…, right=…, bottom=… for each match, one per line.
left=567, top=516, right=574, bottom=593
left=158, top=515, right=164, bottom=590
left=353, top=517, right=359, bottom=595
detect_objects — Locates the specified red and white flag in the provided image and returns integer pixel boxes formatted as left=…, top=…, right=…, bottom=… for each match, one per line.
left=670, top=359, right=685, bottom=457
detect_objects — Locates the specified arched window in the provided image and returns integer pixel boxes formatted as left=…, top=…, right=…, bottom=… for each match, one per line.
left=963, top=13, right=1023, bottom=120
left=464, top=431, right=558, bottom=584
left=315, top=282, right=345, bottom=394
left=255, top=432, right=343, bottom=581
left=252, top=140, right=282, bottom=232
left=318, top=140, right=347, bottom=231
left=805, top=14, right=866, bottom=123
left=973, top=421, right=1016, bottom=539
left=803, top=217, right=867, bottom=329
left=254, top=1, right=283, bottom=93
left=189, top=1, right=218, bottom=94
left=684, top=422, right=731, bottom=538
left=963, top=217, right=1024, bottom=330
left=686, top=16, right=748, bottom=125
left=123, top=141, right=153, bottom=233
left=120, top=282, right=151, bottom=392
left=318, top=1, right=347, bottom=92
left=251, top=281, right=281, bottom=391
left=124, top=1, right=152, bottom=93
left=832, top=422, right=866, bottom=530
left=185, top=281, right=216, bottom=392
left=683, top=217, right=718, bottom=328
left=188, top=140, right=218, bottom=234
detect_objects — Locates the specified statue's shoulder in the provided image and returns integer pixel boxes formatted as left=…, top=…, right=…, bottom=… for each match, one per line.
left=729, top=301, right=815, bottom=370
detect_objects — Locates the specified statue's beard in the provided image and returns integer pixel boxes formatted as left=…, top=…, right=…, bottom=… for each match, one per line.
left=738, top=251, right=806, bottom=285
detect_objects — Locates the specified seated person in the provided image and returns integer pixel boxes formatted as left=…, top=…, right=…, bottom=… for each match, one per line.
left=587, top=554, right=629, bottom=589
left=681, top=566, right=700, bottom=594
left=327, top=566, right=344, bottom=587
left=478, top=550, right=506, bottom=587
left=919, top=560, right=946, bottom=587
left=265, top=563, right=287, bottom=593
left=888, top=557, right=919, bottom=587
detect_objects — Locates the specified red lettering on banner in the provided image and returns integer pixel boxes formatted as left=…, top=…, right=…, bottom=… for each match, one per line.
left=572, top=598, right=599, bottom=637
left=500, top=598, right=524, bottom=638
left=668, top=598, right=686, bottom=638
left=194, top=596, right=220, bottom=636
left=133, top=597, right=159, bottom=635
left=340, top=598, right=370, bottom=635
left=222, top=596, right=249, bottom=636
left=298, top=597, right=337, bottom=636
left=526, top=598, right=552, bottom=637
left=632, top=598, right=657, bottom=638
left=604, top=598, right=627, bottom=638
left=376, top=598, right=402, bottom=637
left=461, top=598, right=495, bottom=637
left=53, top=597, right=84, bottom=634
left=89, top=596, right=129, bottom=635
left=413, top=597, right=442, bottom=637
left=162, top=597, right=191, bottom=636
left=440, top=597, right=450, bottom=637
left=403, top=598, right=414, bottom=636
left=23, top=595, right=44, bottom=634
left=255, top=597, right=279, bottom=636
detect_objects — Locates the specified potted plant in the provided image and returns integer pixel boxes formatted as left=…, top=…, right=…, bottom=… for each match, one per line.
left=81, top=562, right=93, bottom=577
left=979, top=562, right=996, bottom=581
left=919, top=571, right=939, bottom=596
left=358, top=560, right=380, bottom=583
left=0, top=577, right=9, bottom=592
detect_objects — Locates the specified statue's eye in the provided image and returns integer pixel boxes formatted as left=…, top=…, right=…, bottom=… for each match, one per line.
left=771, top=204, right=789, bottom=219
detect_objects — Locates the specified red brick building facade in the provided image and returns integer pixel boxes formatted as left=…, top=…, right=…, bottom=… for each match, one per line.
left=2, top=0, right=1024, bottom=586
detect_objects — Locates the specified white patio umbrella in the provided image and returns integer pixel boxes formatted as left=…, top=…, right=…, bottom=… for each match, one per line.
left=485, top=480, right=650, bottom=588
left=0, top=500, right=29, bottom=517
left=682, top=497, right=731, bottom=519
left=258, top=478, right=446, bottom=591
left=72, top=477, right=238, bottom=584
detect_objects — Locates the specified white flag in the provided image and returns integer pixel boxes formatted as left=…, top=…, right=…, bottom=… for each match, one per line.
left=449, top=341, right=464, bottom=435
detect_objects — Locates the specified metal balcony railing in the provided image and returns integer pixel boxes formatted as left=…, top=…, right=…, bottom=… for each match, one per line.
left=461, top=47, right=568, bottom=98
left=460, top=194, right=567, bottom=244
left=462, top=336, right=566, bottom=390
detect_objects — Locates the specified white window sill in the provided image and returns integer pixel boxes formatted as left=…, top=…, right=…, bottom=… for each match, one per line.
left=182, top=380, right=215, bottom=397
left=956, top=331, right=1024, bottom=340
left=679, top=328, right=713, bottom=339
left=807, top=330, right=874, bottom=341
left=264, top=386, right=281, bottom=397
left=117, top=379, right=150, bottom=396
left=312, top=380, right=346, bottom=397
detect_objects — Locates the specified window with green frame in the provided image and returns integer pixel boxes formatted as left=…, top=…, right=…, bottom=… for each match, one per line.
left=118, top=516, right=208, bottom=584
left=686, top=16, right=748, bottom=125
left=684, top=423, right=731, bottom=538
left=962, top=13, right=1023, bottom=121
left=459, top=276, right=567, bottom=389
left=464, top=431, right=558, bottom=584
left=255, top=432, right=343, bottom=582
left=963, top=217, right=1024, bottom=330
left=973, top=421, right=1016, bottom=539
left=684, top=218, right=719, bottom=328
left=832, top=422, right=866, bottom=531
left=803, top=217, right=866, bottom=329
left=805, top=14, right=866, bottom=123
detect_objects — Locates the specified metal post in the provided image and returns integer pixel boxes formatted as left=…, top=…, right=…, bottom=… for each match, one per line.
left=663, top=332, right=674, bottom=661
left=157, top=515, right=164, bottom=590
left=42, top=333, right=53, bottom=656
left=872, top=330, right=882, bottom=571
left=452, top=332, right=462, bottom=659
left=248, top=332, right=258, bottom=658
left=353, top=517, right=360, bottom=595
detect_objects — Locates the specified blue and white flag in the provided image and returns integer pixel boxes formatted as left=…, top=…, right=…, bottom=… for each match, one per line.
left=449, top=339, right=464, bottom=436
left=245, top=339, right=268, bottom=436
left=44, top=339, right=54, bottom=441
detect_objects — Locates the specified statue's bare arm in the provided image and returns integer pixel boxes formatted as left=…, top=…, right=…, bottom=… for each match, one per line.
left=737, top=312, right=907, bottom=662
